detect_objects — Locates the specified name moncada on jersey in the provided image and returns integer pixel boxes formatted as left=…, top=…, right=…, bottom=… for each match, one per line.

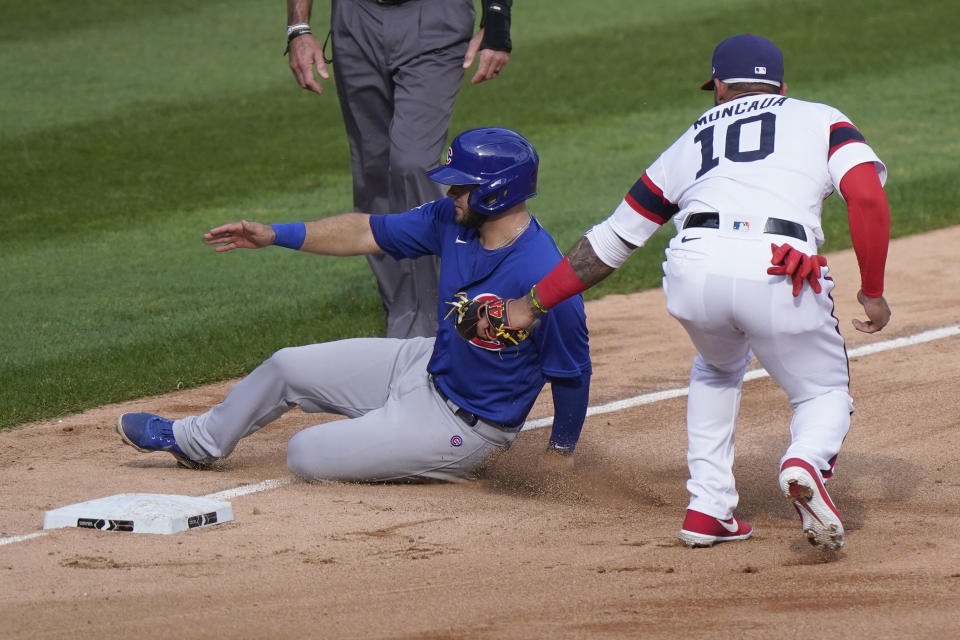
left=694, top=96, right=788, bottom=129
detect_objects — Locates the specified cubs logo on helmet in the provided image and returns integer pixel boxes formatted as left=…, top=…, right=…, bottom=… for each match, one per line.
left=426, top=127, right=539, bottom=216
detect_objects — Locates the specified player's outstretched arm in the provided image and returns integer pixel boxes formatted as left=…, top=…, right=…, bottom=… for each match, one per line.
left=205, top=214, right=383, bottom=257
left=509, top=234, right=619, bottom=328
left=301, top=214, right=383, bottom=256
left=205, top=220, right=275, bottom=252
left=472, top=229, right=631, bottom=339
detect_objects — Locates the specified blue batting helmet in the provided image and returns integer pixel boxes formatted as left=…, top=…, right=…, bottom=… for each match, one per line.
left=426, top=127, right=538, bottom=215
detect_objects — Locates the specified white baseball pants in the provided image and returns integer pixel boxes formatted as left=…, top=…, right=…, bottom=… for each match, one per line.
left=662, top=219, right=852, bottom=520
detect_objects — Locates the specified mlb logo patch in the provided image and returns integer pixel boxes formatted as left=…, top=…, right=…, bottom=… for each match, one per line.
left=733, top=220, right=751, bottom=231
left=755, top=66, right=767, bottom=75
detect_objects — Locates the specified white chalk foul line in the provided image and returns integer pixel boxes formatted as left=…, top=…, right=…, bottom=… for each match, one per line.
left=203, top=477, right=293, bottom=501
left=522, top=324, right=960, bottom=431
left=2, top=324, right=956, bottom=548
left=0, top=532, right=48, bottom=547
left=844, top=324, right=960, bottom=357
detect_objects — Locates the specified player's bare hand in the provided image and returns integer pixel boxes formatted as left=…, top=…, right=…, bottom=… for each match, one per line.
left=204, top=220, right=275, bottom=252
left=471, top=297, right=533, bottom=342
left=506, top=297, right=536, bottom=330
left=463, top=31, right=510, bottom=85
left=288, top=35, right=329, bottom=95
left=853, top=290, right=890, bottom=334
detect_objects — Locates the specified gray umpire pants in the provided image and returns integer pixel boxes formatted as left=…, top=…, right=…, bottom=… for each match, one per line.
left=330, top=0, right=474, bottom=338
left=173, top=337, right=516, bottom=482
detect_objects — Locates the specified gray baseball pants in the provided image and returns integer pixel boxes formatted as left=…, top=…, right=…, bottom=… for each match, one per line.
left=330, top=0, right=474, bottom=339
left=173, top=337, right=515, bottom=482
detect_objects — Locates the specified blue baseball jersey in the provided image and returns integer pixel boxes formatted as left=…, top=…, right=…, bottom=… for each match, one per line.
left=369, top=198, right=591, bottom=427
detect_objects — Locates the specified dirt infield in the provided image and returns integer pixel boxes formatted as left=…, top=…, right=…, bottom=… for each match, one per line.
left=3, top=227, right=960, bottom=639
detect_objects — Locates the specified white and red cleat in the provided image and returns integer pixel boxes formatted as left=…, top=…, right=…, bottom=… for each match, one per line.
left=779, top=457, right=844, bottom=550
left=679, top=509, right=753, bottom=547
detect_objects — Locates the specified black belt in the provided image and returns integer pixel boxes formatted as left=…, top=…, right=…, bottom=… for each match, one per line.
left=431, top=377, right=517, bottom=432
left=683, top=212, right=807, bottom=242
left=374, top=0, right=415, bottom=5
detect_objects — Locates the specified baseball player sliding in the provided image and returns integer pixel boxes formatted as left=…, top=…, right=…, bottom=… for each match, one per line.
left=116, top=128, right=591, bottom=481
left=480, top=34, right=891, bottom=551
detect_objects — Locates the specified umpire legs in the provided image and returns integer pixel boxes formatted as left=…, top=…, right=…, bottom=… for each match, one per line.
left=331, top=0, right=471, bottom=338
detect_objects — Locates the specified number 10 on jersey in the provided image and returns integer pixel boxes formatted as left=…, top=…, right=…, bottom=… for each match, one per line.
left=694, top=112, right=777, bottom=178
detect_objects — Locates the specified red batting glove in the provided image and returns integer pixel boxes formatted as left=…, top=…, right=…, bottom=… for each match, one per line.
left=767, top=243, right=828, bottom=297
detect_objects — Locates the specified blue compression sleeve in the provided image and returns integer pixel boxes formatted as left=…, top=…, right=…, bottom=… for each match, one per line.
left=547, top=371, right=591, bottom=452
left=271, top=222, right=306, bottom=250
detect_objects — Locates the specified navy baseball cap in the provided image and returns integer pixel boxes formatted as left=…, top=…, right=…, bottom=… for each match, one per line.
left=700, top=34, right=784, bottom=90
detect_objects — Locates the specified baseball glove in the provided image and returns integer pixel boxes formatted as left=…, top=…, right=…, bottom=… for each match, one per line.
left=445, top=292, right=530, bottom=346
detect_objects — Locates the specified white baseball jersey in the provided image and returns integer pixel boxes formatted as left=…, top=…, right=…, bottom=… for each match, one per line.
left=589, top=93, right=889, bottom=522
left=598, top=94, right=886, bottom=254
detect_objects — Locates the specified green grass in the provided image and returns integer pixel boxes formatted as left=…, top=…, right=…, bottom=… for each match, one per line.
left=2, top=0, right=958, bottom=429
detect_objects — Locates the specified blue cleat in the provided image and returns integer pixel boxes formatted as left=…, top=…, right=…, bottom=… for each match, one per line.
left=116, top=412, right=207, bottom=470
